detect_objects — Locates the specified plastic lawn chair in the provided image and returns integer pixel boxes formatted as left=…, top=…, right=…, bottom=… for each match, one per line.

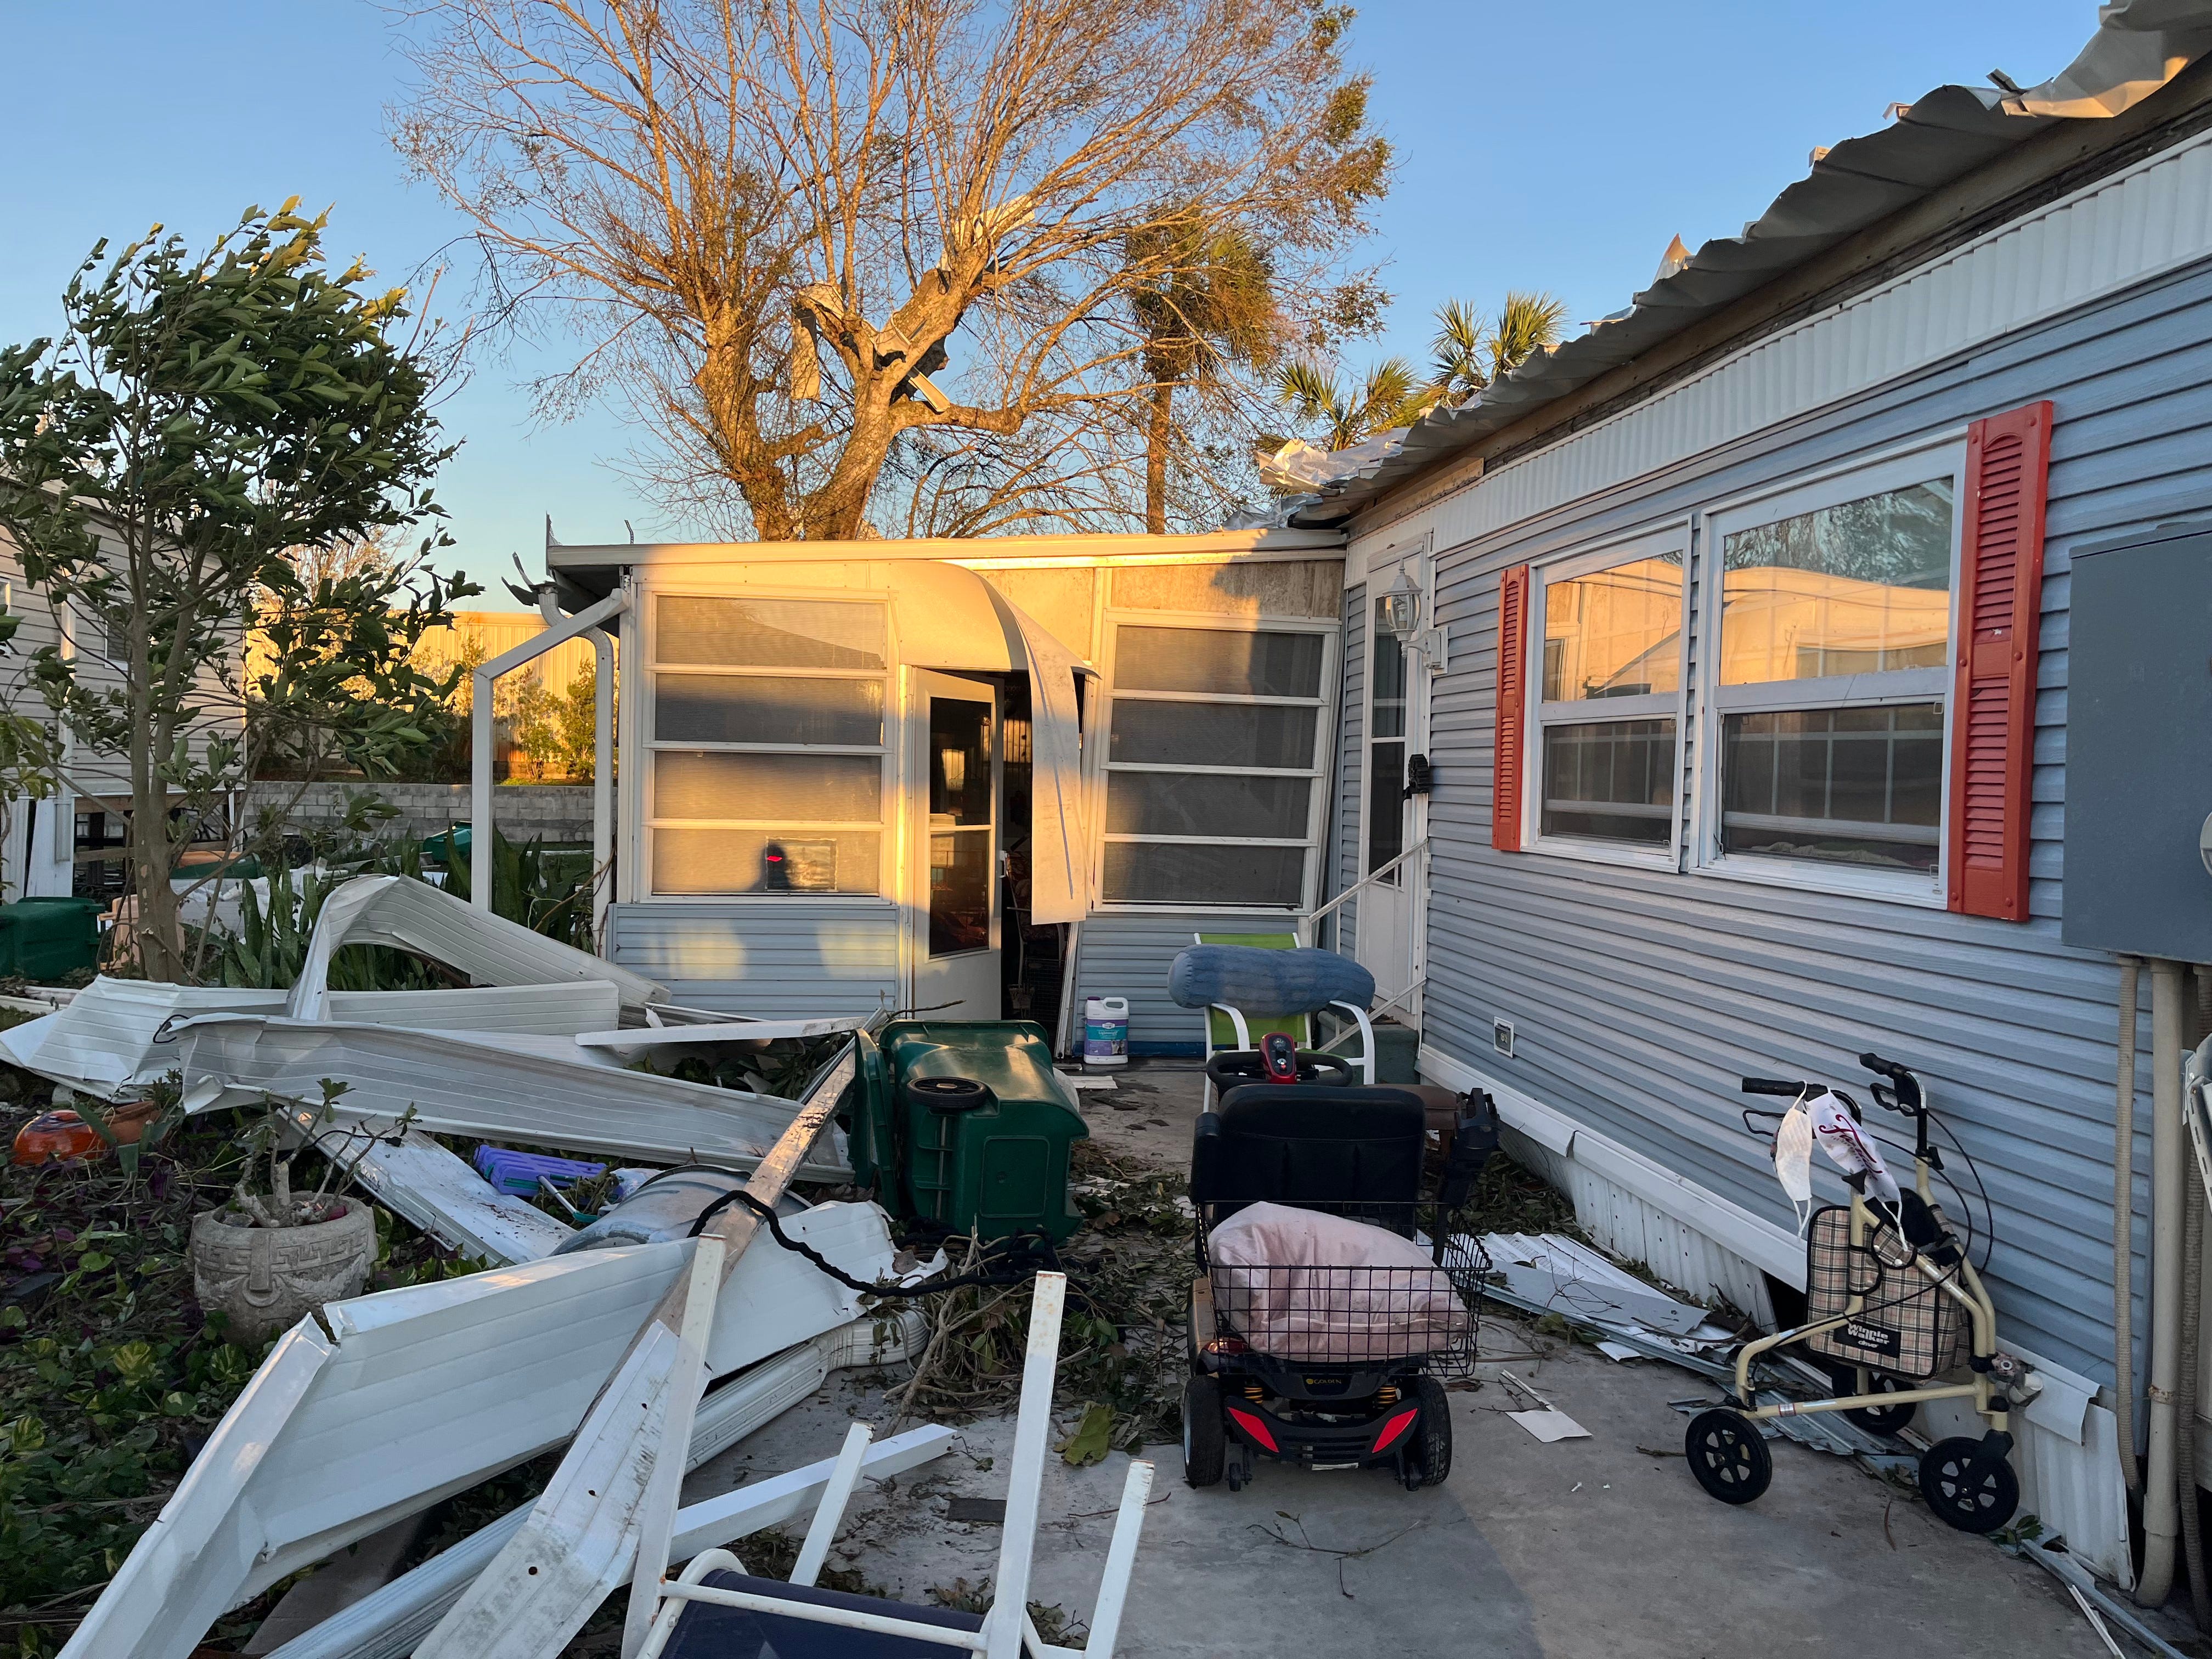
left=1191, top=931, right=1377, bottom=1095
left=634, top=1272, right=1154, bottom=1659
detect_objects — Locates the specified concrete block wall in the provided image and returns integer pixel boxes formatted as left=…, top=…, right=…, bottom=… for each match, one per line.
left=247, top=782, right=595, bottom=845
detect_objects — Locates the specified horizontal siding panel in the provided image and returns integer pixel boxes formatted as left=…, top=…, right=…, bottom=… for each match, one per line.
left=1332, top=232, right=2212, bottom=1381
left=608, top=902, right=899, bottom=1019
left=1076, top=910, right=1301, bottom=1051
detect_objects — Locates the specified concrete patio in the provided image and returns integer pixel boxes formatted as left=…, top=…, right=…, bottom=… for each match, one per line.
left=675, top=1060, right=2114, bottom=1659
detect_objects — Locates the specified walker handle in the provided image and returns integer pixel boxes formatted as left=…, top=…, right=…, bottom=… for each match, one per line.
left=1740, top=1077, right=1808, bottom=1097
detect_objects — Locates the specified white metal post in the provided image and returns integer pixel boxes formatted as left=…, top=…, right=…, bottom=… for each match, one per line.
left=981, top=1273, right=1065, bottom=1659
left=620, top=1232, right=726, bottom=1659
left=469, top=589, right=627, bottom=915
left=1082, top=1458, right=1155, bottom=1658
left=789, top=1423, right=873, bottom=1587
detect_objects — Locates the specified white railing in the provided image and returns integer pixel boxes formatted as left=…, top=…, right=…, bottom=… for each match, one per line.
left=1301, top=837, right=1429, bottom=947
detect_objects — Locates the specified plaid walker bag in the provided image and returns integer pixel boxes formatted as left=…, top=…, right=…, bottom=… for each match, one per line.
left=1801, top=1203, right=1968, bottom=1381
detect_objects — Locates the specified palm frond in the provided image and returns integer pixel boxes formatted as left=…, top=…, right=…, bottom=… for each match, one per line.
left=1488, top=290, right=1570, bottom=380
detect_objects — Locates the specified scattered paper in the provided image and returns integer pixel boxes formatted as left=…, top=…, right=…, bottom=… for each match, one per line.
left=1594, top=1341, right=1644, bottom=1363
left=1508, top=1409, right=1591, bottom=1443
left=1057, top=1073, right=1118, bottom=1091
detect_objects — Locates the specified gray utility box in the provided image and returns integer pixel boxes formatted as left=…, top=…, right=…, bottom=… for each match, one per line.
left=2064, top=520, right=2212, bottom=961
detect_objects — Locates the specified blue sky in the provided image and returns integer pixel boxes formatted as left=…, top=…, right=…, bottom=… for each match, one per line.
left=0, top=1, right=2098, bottom=603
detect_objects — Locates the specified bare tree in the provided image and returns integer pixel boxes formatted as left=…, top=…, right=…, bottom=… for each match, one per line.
left=393, top=0, right=1389, bottom=539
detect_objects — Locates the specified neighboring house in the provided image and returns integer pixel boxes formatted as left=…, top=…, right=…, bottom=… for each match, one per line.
left=0, top=527, right=245, bottom=905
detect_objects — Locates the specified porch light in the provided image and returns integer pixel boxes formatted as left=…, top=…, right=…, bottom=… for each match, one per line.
left=1378, top=561, right=1449, bottom=673
left=1376, top=563, right=1424, bottom=637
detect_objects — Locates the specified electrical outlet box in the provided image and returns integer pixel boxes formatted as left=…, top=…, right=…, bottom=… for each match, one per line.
left=1492, top=1018, right=1515, bottom=1058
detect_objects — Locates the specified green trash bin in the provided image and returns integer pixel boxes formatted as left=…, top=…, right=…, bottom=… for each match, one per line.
left=0, top=896, right=104, bottom=981
left=844, top=1019, right=1088, bottom=1243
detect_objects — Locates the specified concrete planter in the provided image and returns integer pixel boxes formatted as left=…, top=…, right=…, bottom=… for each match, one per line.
left=189, top=1197, right=376, bottom=1344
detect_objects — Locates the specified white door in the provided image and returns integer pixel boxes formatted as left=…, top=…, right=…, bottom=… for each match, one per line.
left=1353, top=577, right=1428, bottom=1021
left=908, top=670, right=1002, bottom=1019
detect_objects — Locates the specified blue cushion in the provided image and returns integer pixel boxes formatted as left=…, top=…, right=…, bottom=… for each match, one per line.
left=1167, top=945, right=1375, bottom=1017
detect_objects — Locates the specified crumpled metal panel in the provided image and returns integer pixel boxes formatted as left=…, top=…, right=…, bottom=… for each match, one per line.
left=287, top=875, right=666, bottom=1021
left=1284, top=25, right=2212, bottom=525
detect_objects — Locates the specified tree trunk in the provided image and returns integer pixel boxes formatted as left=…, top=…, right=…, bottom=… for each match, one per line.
left=1145, top=381, right=1173, bottom=535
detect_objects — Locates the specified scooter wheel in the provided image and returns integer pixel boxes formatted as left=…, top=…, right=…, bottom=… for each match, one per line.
left=1684, top=1408, right=1771, bottom=1505
left=1918, top=1437, right=2019, bottom=1533
left=1182, top=1375, right=1227, bottom=1488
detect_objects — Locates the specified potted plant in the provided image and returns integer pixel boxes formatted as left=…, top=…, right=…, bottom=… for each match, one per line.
left=188, top=1080, right=380, bottom=1344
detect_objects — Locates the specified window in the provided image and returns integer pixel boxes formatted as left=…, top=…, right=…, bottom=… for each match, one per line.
left=1706, top=461, right=1957, bottom=879
left=1531, top=538, right=1684, bottom=853
left=646, top=596, right=889, bottom=895
left=1367, top=607, right=1406, bottom=880
left=1102, top=622, right=1329, bottom=907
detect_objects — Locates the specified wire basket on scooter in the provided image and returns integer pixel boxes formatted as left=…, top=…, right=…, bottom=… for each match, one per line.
left=1199, top=1199, right=1487, bottom=1375
left=1802, top=1203, right=1968, bottom=1381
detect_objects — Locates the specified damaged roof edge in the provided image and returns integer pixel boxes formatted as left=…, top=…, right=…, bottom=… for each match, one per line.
left=1287, top=1, right=2212, bottom=529
left=544, top=525, right=1345, bottom=596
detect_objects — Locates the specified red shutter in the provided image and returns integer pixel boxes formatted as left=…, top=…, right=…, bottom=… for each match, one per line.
left=1493, top=565, right=1532, bottom=852
left=1946, top=400, right=2052, bottom=921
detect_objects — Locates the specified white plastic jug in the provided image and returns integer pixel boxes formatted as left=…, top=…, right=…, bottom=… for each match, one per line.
left=1082, top=995, right=1130, bottom=1067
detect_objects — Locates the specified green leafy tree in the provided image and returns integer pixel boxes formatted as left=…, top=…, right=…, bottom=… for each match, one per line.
left=1429, top=290, right=1569, bottom=400
left=0, top=203, right=476, bottom=980
left=1128, top=221, right=1284, bottom=533
left=1271, top=354, right=1433, bottom=451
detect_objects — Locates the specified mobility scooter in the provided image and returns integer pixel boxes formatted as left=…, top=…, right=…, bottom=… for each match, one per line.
left=1181, top=1034, right=1498, bottom=1492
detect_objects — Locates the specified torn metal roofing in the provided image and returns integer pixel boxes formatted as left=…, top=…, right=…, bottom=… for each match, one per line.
left=1285, top=0, right=2212, bottom=527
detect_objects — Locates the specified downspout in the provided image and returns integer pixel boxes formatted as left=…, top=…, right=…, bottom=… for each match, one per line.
left=2121, top=956, right=2143, bottom=1494
left=471, top=588, right=628, bottom=915
left=2185, top=965, right=2212, bottom=1629
left=2141, top=957, right=2189, bottom=1607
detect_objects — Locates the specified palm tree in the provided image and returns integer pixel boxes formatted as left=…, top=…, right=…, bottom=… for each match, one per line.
left=1430, top=290, right=1569, bottom=401
left=1130, top=222, right=1282, bottom=533
left=1272, top=354, right=1434, bottom=451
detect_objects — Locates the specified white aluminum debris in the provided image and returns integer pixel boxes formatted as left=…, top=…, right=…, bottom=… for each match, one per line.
left=0, top=978, right=285, bottom=1097
left=57, top=1204, right=903, bottom=1659
left=285, top=874, right=665, bottom=1021
left=572, top=1014, right=865, bottom=1055
left=299, top=1111, right=572, bottom=1265
left=415, top=1084, right=847, bottom=1659
left=325, top=981, right=622, bottom=1037
left=261, top=1315, right=929, bottom=1659
left=172, top=1018, right=849, bottom=1178
left=1482, top=1232, right=1709, bottom=1336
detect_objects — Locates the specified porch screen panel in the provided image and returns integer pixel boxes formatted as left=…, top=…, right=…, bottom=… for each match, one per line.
left=648, top=595, right=889, bottom=896
left=1102, top=621, right=1328, bottom=910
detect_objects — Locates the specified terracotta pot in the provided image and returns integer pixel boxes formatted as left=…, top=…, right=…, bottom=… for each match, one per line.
left=189, top=1197, right=377, bottom=1344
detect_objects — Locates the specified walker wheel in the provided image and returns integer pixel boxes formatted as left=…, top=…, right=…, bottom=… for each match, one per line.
left=1830, top=1367, right=1916, bottom=1436
left=1684, top=1408, right=1771, bottom=1505
left=1918, top=1437, right=2019, bottom=1533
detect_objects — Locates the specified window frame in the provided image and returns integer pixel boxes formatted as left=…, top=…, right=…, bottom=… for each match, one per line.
left=1685, top=440, right=1966, bottom=907
left=641, top=588, right=897, bottom=903
left=1092, top=608, right=1339, bottom=914
left=1523, top=523, right=1692, bottom=872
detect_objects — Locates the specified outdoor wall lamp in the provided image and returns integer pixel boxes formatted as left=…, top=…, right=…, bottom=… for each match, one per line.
left=1377, top=560, right=1449, bottom=673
